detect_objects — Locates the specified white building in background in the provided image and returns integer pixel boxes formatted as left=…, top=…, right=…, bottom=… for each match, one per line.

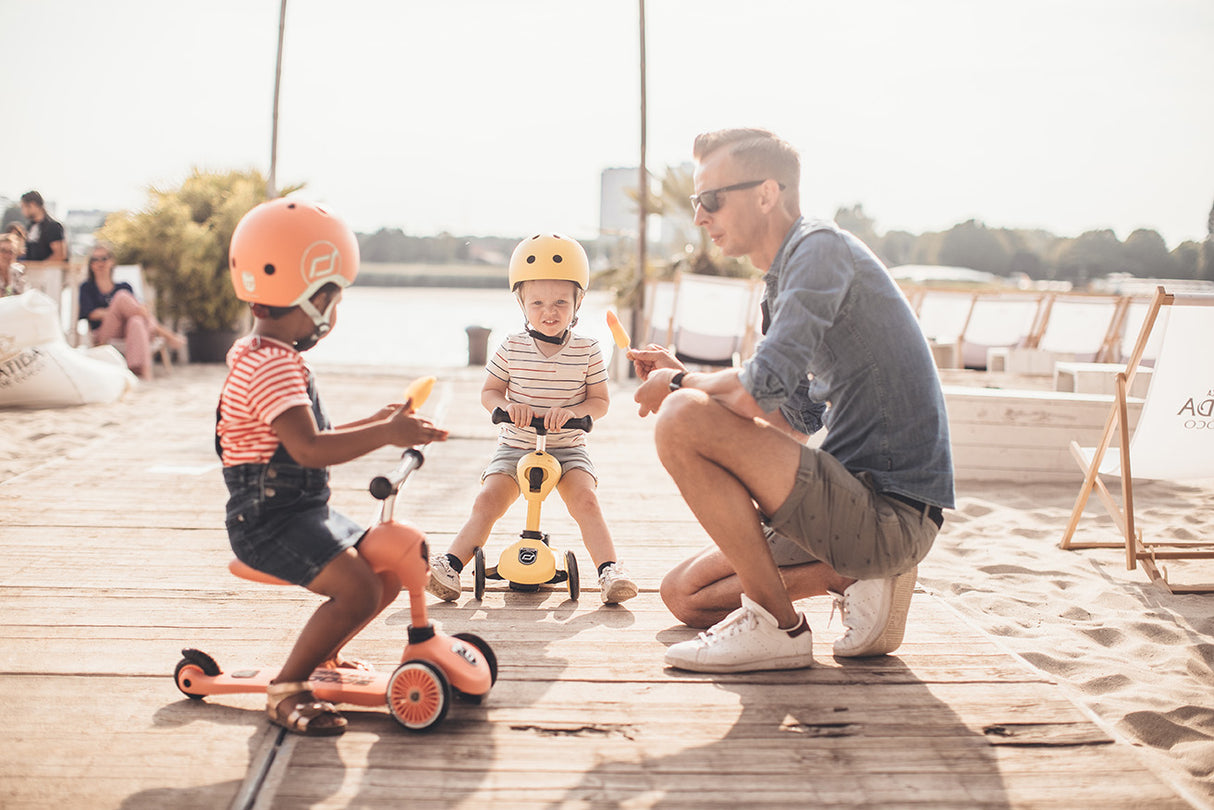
left=65, top=209, right=110, bottom=258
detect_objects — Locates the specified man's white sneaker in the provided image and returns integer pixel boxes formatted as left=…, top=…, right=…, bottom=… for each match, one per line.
left=830, top=565, right=917, bottom=657
left=598, top=562, right=638, bottom=604
left=426, top=554, right=461, bottom=602
left=664, top=594, right=814, bottom=673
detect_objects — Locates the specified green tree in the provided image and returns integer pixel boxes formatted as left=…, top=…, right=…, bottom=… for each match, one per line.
left=1171, top=241, right=1202, bottom=279
left=937, top=219, right=1011, bottom=275
left=98, top=169, right=288, bottom=331
left=1053, top=229, right=1125, bottom=286
left=834, top=204, right=883, bottom=260
left=1123, top=228, right=1173, bottom=277
left=1202, top=197, right=1214, bottom=280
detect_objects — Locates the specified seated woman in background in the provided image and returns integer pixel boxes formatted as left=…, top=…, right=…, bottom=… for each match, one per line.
left=79, top=244, right=185, bottom=379
left=0, top=234, right=26, bottom=296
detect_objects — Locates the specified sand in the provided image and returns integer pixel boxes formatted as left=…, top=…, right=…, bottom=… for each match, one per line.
left=2, top=363, right=1212, bottom=807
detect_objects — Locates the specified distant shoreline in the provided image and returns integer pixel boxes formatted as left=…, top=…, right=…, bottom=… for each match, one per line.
left=358, top=261, right=506, bottom=288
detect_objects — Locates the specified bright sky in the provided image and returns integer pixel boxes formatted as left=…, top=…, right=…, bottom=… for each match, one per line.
left=4, top=0, right=1211, bottom=249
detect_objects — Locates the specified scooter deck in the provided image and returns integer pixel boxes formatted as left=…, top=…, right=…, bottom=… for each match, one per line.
left=181, top=664, right=389, bottom=707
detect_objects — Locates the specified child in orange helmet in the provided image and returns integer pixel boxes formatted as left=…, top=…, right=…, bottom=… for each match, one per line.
left=217, top=198, right=449, bottom=736
left=426, top=233, right=637, bottom=605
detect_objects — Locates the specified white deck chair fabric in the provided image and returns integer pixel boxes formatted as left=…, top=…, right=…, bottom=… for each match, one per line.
left=668, top=273, right=760, bottom=367
left=640, top=279, right=677, bottom=348
left=957, top=293, right=1044, bottom=368
left=1035, top=294, right=1123, bottom=362
left=914, top=290, right=975, bottom=345
left=1072, top=302, right=1214, bottom=480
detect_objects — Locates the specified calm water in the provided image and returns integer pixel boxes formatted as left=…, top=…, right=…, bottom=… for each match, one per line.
left=306, top=286, right=616, bottom=370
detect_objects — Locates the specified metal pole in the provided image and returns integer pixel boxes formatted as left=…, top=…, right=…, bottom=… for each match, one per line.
left=634, top=0, right=648, bottom=355
left=268, top=0, right=288, bottom=199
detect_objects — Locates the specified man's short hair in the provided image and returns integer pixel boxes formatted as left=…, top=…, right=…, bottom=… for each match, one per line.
left=20, top=191, right=44, bottom=208
left=693, top=129, right=800, bottom=213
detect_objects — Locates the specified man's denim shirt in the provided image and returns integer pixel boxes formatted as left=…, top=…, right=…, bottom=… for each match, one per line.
left=738, top=217, right=955, bottom=509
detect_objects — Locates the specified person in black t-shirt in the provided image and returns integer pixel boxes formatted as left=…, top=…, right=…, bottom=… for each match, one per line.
left=19, top=191, right=66, bottom=262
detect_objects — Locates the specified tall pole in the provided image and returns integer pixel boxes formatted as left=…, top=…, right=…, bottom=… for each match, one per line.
left=634, top=0, right=648, bottom=350
left=268, top=0, right=288, bottom=199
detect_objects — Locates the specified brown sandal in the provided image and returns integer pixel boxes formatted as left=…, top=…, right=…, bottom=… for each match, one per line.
left=321, top=656, right=375, bottom=672
left=266, top=681, right=347, bottom=736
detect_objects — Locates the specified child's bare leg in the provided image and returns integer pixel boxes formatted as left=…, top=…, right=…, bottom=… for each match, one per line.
left=445, top=473, right=518, bottom=563
left=275, top=549, right=385, bottom=684
left=557, top=470, right=615, bottom=568
left=323, top=570, right=401, bottom=666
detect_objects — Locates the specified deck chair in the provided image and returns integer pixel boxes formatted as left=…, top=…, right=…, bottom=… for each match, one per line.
left=639, top=279, right=677, bottom=349
left=1060, top=287, right=1214, bottom=592
left=666, top=272, right=761, bottom=368
left=955, top=291, right=1046, bottom=369
left=913, top=289, right=977, bottom=368
left=87, top=265, right=174, bottom=375
left=1032, top=293, right=1126, bottom=363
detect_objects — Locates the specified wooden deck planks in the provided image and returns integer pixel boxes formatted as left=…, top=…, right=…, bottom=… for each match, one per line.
left=0, top=365, right=1194, bottom=809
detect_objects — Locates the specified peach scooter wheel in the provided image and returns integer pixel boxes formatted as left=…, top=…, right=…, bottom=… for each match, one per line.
left=387, top=660, right=452, bottom=731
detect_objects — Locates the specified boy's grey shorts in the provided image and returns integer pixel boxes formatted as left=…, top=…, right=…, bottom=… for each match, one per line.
left=763, top=444, right=939, bottom=580
left=483, top=443, right=597, bottom=484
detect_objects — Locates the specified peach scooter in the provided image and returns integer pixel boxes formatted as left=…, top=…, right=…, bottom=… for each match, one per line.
left=174, top=377, right=497, bottom=732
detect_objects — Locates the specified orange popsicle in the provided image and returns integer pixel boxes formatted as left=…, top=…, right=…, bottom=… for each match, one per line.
left=606, top=310, right=631, bottom=349
left=403, top=376, right=436, bottom=410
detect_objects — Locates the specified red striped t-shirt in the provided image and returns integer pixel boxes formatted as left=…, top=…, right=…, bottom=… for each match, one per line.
left=217, top=336, right=312, bottom=466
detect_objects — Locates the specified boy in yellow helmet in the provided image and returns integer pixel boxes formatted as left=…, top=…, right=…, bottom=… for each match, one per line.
left=427, top=233, right=637, bottom=604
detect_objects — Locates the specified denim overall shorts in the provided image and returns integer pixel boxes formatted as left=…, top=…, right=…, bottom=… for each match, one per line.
left=218, top=367, right=363, bottom=587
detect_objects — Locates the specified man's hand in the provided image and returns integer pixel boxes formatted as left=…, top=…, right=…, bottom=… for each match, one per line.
left=626, top=345, right=684, bottom=381
left=634, top=367, right=685, bottom=418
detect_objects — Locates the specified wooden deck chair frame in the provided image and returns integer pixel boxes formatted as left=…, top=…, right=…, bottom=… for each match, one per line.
left=1060, top=286, right=1214, bottom=593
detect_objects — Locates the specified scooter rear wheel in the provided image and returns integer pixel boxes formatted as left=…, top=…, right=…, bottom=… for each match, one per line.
left=474, top=546, right=486, bottom=600
left=387, top=660, right=452, bottom=731
left=565, top=550, right=580, bottom=600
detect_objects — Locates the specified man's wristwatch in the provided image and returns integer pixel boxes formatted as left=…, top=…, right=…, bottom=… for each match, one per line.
left=669, top=371, right=687, bottom=391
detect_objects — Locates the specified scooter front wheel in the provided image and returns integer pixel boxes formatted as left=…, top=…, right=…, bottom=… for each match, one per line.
left=174, top=648, right=220, bottom=700
left=565, top=550, right=580, bottom=601
left=474, top=547, right=486, bottom=600
left=388, top=660, right=452, bottom=731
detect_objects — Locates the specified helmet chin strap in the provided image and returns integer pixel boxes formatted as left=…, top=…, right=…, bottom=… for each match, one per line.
left=294, top=296, right=338, bottom=352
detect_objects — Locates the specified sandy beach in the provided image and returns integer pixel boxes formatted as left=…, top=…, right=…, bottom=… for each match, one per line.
left=2, top=354, right=1211, bottom=807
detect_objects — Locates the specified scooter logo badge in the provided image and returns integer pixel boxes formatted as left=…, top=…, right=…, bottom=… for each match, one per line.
left=518, top=547, right=538, bottom=565
left=451, top=641, right=479, bottom=667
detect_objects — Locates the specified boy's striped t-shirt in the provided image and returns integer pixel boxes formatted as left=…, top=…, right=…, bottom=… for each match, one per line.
left=487, top=332, right=607, bottom=449
left=217, top=336, right=312, bottom=466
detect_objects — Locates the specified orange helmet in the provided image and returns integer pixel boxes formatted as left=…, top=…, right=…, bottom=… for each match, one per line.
left=229, top=197, right=359, bottom=307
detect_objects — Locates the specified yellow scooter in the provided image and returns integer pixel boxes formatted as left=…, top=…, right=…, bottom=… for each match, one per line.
left=473, top=407, right=591, bottom=600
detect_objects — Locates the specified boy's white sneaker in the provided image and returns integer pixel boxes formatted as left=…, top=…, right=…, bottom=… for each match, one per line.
left=829, top=565, right=917, bottom=657
left=664, top=594, right=814, bottom=673
left=598, top=562, right=638, bottom=604
left=426, top=555, right=461, bottom=602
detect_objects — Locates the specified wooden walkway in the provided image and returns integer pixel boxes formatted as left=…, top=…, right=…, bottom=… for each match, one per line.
left=0, top=365, right=1194, bottom=809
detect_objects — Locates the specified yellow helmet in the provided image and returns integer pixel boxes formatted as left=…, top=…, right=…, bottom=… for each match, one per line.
left=508, top=233, right=590, bottom=294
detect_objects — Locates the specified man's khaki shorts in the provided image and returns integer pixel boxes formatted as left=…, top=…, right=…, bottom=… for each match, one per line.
left=763, top=444, right=939, bottom=580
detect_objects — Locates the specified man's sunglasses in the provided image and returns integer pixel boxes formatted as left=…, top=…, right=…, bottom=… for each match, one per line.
left=689, top=179, right=784, bottom=213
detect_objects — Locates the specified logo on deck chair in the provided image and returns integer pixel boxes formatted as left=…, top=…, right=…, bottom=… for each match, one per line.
left=1177, top=389, right=1214, bottom=430
left=300, top=240, right=343, bottom=284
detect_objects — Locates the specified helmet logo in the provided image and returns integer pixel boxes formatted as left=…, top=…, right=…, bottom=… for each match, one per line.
left=241, top=272, right=257, bottom=293
left=301, top=240, right=341, bottom=283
